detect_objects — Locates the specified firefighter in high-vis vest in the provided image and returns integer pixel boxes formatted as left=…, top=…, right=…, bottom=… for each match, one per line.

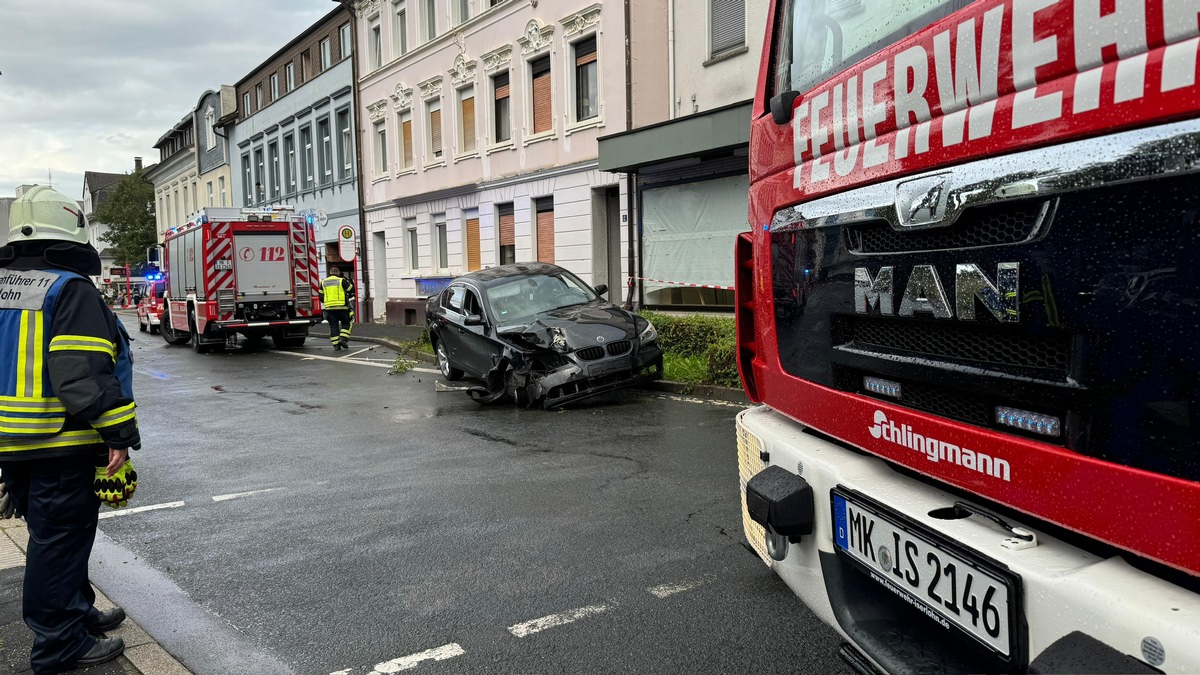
left=0, top=186, right=138, bottom=673
left=321, top=266, right=355, bottom=350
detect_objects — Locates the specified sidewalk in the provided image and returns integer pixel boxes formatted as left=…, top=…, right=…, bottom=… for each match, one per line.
left=0, top=520, right=190, bottom=675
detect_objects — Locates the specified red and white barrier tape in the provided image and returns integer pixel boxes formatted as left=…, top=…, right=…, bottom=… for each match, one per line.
left=632, top=276, right=734, bottom=291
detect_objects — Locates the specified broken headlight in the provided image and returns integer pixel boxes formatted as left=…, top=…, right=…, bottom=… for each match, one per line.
left=550, top=328, right=569, bottom=352
left=639, top=320, right=658, bottom=344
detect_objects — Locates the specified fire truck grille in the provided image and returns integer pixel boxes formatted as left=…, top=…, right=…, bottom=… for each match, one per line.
left=832, top=315, right=1071, bottom=376
left=217, top=289, right=236, bottom=315
left=844, top=199, right=1052, bottom=254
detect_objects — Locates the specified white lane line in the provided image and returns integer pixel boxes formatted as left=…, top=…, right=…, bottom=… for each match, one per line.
left=212, top=487, right=286, bottom=502
left=507, top=603, right=615, bottom=638
left=647, top=579, right=706, bottom=598
left=368, top=643, right=466, bottom=673
left=653, top=394, right=747, bottom=409
left=342, top=347, right=374, bottom=359
left=271, top=349, right=391, bottom=368
left=329, top=670, right=353, bottom=675
left=98, top=501, right=185, bottom=520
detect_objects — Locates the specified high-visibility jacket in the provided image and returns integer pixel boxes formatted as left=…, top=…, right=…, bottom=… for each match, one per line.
left=322, top=276, right=349, bottom=310
left=0, top=263, right=139, bottom=459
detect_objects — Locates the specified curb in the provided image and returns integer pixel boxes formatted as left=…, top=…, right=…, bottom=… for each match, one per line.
left=0, top=520, right=192, bottom=675
left=356, top=335, right=750, bottom=404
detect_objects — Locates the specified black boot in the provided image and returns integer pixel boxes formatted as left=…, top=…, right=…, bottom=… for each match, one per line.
left=86, top=607, right=126, bottom=634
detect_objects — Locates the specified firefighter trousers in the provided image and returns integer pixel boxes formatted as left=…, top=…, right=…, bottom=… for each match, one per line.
left=0, top=452, right=104, bottom=673
left=325, top=309, right=351, bottom=348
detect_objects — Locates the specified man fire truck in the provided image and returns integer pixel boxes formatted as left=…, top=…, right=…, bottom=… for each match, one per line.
left=156, top=206, right=322, bottom=352
left=737, top=0, right=1200, bottom=672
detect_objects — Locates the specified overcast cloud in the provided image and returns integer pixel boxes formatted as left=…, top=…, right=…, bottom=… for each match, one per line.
left=0, top=0, right=333, bottom=203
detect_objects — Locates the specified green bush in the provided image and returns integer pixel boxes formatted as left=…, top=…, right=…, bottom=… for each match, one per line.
left=640, top=310, right=740, bottom=389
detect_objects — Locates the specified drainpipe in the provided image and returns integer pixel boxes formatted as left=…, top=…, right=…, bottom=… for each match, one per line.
left=668, top=0, right=676, bottom=120
left=342, top=1, right=373, bottom=323
left=623, top=0, right=637, bottom=310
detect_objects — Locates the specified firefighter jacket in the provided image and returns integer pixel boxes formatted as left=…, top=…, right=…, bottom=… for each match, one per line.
left=322, top=276, right=353, bottom=310
left=0, top=257, right=140, bottom=460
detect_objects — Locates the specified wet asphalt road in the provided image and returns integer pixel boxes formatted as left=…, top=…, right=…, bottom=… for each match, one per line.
left=96, top=314, right=848, bottom=675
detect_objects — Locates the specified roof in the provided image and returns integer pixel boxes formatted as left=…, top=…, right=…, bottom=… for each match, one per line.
left=83, top=171, right=126, bottom=194
left=458, top=263, right=567, bottom=287
left=232, top=5, right=348, bottom=90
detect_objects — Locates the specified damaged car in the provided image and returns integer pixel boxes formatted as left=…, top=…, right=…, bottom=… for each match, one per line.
left=426, top=263, right=663, bottom=408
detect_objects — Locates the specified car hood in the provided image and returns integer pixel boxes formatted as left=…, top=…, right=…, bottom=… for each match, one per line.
left=497, top=302, right=638, bottom=351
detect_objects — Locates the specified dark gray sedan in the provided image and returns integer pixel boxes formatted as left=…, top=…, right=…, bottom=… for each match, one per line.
left=425, top=263, right=663, bottom=408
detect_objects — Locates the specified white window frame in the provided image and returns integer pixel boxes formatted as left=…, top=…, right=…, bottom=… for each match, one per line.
left=340, top=23, right=352, bottom=59
left=320, top=38, right=333, bottom=70
left=396, top=110, right=414, bottom=171
left=242, top=153, right=253, bottom=206
left=406, top=223, right=419, bottom=272
left=489, top=70, right=512, bottom=148
left=284, top=133, right=297, bottom=193
left=454, top=0, right=471, bottom=25
left=393, top=0, right=408, bottom=57
left=271, top=73, right=280, bottom=100
left=433, top=214, right=448, bottom=271
left=369, top=16, right=383, bottom=70
left=219, top=176, right=227, bottom=206
left=204, top=106, right=216, bottom=149
left=456, top=85, right=477, bottom=158
left=318, top=116, right=333, bottom=184
left=300, top=125, right=314, bottom=189
left=425, top=97, right=444, bottom=165
left=337, top=109, right=353, bottom=179
left=207, top=181, right=214, bottom=207
left=567, top=33, right=601, bottom=129
left=243, top=92, right=251, bottom=115
left=525, top=53, right=554, bottom=142
left=286, top=63, right=295, bottom=91
left=256, top=84, right=264, bottom=109
left=268, top=141, right=281, bottom=199
left=422, top=0, right=438, bottom=42
left=373, top=120, right=389, bottom=178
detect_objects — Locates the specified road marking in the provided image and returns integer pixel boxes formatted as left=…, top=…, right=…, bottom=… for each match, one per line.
left=507, top=603, right=615, bottom=638
left=271, top=349, right=392, bottom=369
left=212, top=488, right=286, bottom=502
left=98, top=501, right=185, bottom=520
left=653, top=394, right=747, bottom=409
left=647, top=579, right=706, bottom=598
left=342, top=347, right=374, bottom=359
left=367, top=643, right=466, bottom=673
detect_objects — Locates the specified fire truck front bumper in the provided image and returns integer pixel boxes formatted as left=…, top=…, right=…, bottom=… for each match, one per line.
left=211, top=318, right=321, bottom=331
left=736, top=405, right=1200, bottom=675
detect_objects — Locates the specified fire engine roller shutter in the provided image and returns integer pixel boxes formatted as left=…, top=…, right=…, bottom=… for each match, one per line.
left=234, top=233, right=294, bottom=295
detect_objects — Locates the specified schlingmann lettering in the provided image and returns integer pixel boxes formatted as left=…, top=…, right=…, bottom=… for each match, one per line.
left=869, top=410, right=1011, bottom=482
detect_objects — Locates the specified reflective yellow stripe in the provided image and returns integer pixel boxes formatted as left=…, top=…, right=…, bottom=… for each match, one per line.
left=16, top=312, right=29, bottom=397
left=0, top=396, right=66, bottom=413
left=31, top=312, right=44, bottom=395
left=91, top=403, right=136, bottom=429
left=0, top=415, right=65, bottom=433
left=49, top=335, right=116, bottom=359
left=0, top=429, right=103, bottom=452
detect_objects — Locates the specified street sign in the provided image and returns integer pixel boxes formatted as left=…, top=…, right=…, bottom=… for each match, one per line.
left=338, top=225, right=357, bottom=262
left=317, top=210, right=329, bottom=227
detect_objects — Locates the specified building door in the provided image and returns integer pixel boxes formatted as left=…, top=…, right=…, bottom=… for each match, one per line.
left=373, top=231, right=387, bottom=320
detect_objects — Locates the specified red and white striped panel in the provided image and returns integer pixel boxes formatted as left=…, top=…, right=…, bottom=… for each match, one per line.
left=635, top=276, right=735, bottom=291
left=305, top=223, right=319, bottom=315
left=290, top=220, right=308, bottom=296
left=207, top=222, right=235, bottom=318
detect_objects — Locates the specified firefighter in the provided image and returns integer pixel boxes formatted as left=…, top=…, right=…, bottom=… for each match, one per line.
left=0, top=186, right=139, bottom=673
left=322, top=266, right=354, bottom=350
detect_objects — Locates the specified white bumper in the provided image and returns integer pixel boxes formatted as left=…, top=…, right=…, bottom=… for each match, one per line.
left=737, top=405, right=1200, bottom=674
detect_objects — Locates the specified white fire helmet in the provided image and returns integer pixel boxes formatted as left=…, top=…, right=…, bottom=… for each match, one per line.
left=6, top=186, right=90, bottom=246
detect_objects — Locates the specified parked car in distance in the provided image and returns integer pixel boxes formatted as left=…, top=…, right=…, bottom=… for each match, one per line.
left=425, top=263, right=663, bottom=408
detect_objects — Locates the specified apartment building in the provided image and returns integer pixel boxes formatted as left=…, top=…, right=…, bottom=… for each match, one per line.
left=225, top=6, right=361, bottom=286
left=347, top=0, right=628, bottom=324
left=599, top=0, right=766, bottom=309
left=145, top=112, right=200, bottom=242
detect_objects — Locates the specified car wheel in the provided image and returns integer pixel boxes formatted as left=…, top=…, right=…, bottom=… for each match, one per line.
left=189, top=312, right=209, bottom=354
left=436, top=340, right=464, bottom=381
left=161, top=308, right=189, bottom=345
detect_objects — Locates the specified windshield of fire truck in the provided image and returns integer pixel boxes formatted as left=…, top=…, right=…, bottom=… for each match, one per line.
left=776, top=0, right=968, bottom=96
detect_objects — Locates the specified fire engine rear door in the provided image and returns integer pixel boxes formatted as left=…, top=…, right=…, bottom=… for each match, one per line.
left=233, top=233, right=293, bottom=296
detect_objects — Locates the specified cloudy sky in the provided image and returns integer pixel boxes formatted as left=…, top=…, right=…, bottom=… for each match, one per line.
left=0, top=0, right=334, bottom=203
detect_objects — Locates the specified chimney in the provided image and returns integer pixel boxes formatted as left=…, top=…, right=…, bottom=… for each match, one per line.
left=134, top=157, right=143, bottom=171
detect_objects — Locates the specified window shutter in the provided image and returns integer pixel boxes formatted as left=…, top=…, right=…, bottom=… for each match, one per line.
left=536, top=207, right=555, bottom=264
left=576, top=37, right=597, bottom=66
left=430, top=108, right=442, bottom=154
left=533, top=71, right=552, bottom=134
left=466, top=217, right=481, bottom=271
left=402, top=119, right=413, bottom=166
left=710, top=0, right=745, bottom=55
left=462, top=96, right=476, bottom=152
left=499, top=210, right=515, bottom=246
left=494, top=77, right=510, bottom=100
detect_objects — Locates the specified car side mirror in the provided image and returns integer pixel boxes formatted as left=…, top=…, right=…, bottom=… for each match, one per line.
left=594, top=283, right=608, bottom=296
left=464, top=314, right=486, bottom=327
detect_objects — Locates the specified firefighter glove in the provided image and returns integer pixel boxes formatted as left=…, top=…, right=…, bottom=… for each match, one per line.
left=95, top=460, right=138, bottom=509
left=0, top=478, right=16, bottom=519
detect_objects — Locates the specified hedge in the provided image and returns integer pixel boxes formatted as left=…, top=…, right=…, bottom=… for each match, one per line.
left=639, top=310, right=740, bottom=388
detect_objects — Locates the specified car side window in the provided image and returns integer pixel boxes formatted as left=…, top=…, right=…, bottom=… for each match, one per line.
left=463, top=290, right=483, bottom=317
left=443, top=286, right=466, bottom=313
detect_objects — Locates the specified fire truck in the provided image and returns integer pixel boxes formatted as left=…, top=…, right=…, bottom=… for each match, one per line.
left=157, top=206, right=322, bottom=352
left=738, top=0, right=1200, bottom=673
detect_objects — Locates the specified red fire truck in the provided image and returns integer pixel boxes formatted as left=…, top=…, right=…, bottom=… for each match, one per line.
left=157, top=206, right=322, bottom=352
left=738, top=0, right=1200, bottom=672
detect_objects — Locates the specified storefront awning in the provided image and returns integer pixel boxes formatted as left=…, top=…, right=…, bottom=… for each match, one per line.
left=598, top=100, right=754, bottom=173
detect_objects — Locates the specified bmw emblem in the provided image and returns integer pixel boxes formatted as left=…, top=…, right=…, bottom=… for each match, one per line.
left=596, top=336, right=606, bottom=343
left=877, top=545, right=892, bottom=572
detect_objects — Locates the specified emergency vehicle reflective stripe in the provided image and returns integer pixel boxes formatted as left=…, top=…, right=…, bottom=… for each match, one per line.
left=0, top=396, right=65, bottom=413
left=0, top=429, right=103, bottom=453
left=16, top=311, right=44, bottom=399
left=90, top=402, right=136, bottom=429
left=0, top=415, right=65, bottom=433
left=49, top=335, right=116, bottom=359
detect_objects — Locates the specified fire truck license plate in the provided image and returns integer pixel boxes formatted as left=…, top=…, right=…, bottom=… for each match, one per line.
left=832, top=490, right=1016, bottom=657
left=215, top=259, right=232, bottom=271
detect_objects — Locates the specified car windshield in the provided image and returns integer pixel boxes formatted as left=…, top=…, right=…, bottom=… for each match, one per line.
left=487, top=272, right=598, bottom=323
